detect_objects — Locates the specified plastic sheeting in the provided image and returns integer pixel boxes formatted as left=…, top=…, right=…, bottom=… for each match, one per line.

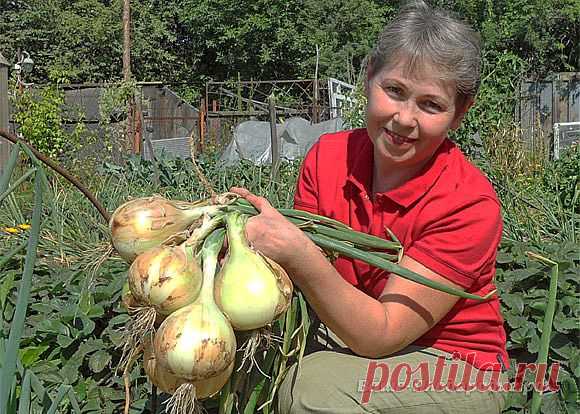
left=220, top=117, right=345, bottom=165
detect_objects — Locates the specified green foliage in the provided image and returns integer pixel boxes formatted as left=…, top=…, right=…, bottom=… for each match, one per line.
left=481, top=127, right=579, bottom=413
left=481, top=133, right=579, bottom=244
left=452, top=50, right=528, bottom=155
left=496, top=241, right=579, bottom=414
left=541, top=144, right=580, bottom=213
left=11, top=79, right=86, bottom=161
left=340, top=72, right=367, bottom=130
left=0, top=149, right=304, bottom=413
left=3, top=0, right=574, bottom=102
left=1, top=135, right=579, bottom=412
left=0, top=144, right=83, bottom=413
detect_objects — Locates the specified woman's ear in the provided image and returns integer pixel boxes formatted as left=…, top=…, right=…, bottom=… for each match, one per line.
left=451, top=97, right=474, bottom=130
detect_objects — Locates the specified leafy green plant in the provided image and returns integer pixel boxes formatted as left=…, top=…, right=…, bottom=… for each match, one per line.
left=11, top=81, right=86, bottom=161
left=452, top=50, right=528, bottom=156
left=2, top=119, right=578, bottom=413
left=496, top=241, right=579, bottom=414
left=98, top=80, right=138, bottom=163
left=0, top=143, right=84, bottom=413
left=340, top=72, right=367, bottom=130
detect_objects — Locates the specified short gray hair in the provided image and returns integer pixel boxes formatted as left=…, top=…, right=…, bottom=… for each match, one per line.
left=368, top=0, right=481, bottom=101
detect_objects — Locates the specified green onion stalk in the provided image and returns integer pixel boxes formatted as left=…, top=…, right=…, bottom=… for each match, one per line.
left=224, top=196, right=495, bottom=302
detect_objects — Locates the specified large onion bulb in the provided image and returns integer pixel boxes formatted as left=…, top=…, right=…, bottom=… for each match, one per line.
left=128, top=244, right=202, bottom=316
left=110, top=196, right=221, bottom=262
left=215, top=211, right=293, bottom=330
left=143, top=336, right=233, bottom=398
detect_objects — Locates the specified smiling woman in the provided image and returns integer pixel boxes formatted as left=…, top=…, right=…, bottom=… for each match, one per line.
left=365, top=61, right=470, bottom=192
left=229, top=1, right=510, bottom=413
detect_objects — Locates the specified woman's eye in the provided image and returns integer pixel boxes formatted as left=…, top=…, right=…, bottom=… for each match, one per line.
left=385, top=86, right=402, bottom=96
left=424, top=101, right=443, bottom=112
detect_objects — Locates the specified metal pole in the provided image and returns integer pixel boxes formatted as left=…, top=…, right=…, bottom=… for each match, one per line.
left=0, top=52, right=10, bottom=174
left=269, top=95, right=279, bottom=180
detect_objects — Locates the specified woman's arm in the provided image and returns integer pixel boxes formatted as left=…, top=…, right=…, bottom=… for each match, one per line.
left=230, top=187, right=462, bottom=358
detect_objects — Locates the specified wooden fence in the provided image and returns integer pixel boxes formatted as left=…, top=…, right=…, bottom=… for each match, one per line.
left=2, top=73, right=579, bottom=171
left=517, top=72, right=580, bottom=152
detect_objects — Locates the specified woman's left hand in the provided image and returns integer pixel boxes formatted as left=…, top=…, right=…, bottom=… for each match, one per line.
left=229, top=187, right=313, bottom=269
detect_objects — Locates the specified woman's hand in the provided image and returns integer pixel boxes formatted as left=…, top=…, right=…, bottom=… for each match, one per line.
left=229, top=187, right=313, bottom=269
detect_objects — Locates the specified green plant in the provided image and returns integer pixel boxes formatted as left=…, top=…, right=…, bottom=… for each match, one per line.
left=496, top=241, right=579, bottom=414
left=452, top=50, right=528, bottom=156
left=0, top=143, right=84, bottom=413
left=98, top=80, right=138, bottom=163
left=340, top=74, right=367, bottom=130
left=11, top=81, right=86, bottom=161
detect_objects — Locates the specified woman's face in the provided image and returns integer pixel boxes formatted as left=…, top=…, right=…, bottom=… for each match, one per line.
left=365, top=61, right=470, bottom=169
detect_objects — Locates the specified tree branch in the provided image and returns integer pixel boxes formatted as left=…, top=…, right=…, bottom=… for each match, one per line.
left=0, top=129, right=111, bottom=223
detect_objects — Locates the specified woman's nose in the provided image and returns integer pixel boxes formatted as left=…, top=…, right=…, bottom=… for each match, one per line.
left=393, top=102, right=418, bottom=128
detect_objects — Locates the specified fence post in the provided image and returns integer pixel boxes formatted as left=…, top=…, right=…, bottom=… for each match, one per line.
left=0, top=52, right=10, bottom=175
left=211, top=99, right=218, bottom=146
left=269, top=95, right=279, bottom=180
left=199, top=97, right=205, bottom=153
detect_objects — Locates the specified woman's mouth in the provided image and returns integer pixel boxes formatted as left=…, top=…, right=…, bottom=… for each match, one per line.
left=384, top=128, right=417, bottom=146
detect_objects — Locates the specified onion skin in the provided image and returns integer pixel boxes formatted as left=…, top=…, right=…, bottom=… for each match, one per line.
left=121, top=281, right=141, bottom=310
left=215, top=212, right=293, bottom=330
left=110, top=196, right=217, bottom=263
left=128, top=244, right=203, bottom=315
left=143, top=336, right=187, bottom=394
left=195, top=361, right=234, bottom=399
left=143, top=336, right=233, bottom=397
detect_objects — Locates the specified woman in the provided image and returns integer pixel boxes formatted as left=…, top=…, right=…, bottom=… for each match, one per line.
left=232, top=1, right=509, bottom=412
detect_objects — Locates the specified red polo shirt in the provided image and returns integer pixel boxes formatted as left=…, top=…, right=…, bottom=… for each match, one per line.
left=294, top=128, right=509, bottom=371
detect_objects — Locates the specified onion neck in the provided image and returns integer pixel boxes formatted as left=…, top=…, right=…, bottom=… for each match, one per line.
left=197, top=229, right=226, bottom=304
left=224, top=211, right=248, bottom=253
left=183, top=204, right=223, bottom=220
left=184, top=213, right=225, bottom=248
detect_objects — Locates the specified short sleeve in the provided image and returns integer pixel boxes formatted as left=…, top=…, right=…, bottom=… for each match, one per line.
left=405, top=196, right=503, bottom=290
left=293, top=141, right=320, bottom=214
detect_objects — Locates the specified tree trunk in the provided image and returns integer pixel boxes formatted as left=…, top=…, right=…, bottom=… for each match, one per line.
left=123, top=0, right=135, bottom=153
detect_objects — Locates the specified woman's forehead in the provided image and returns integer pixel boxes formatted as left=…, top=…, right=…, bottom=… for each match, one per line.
left=375, top=60, right=457, bottom=96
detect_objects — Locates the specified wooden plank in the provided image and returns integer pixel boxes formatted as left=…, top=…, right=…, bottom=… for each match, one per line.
left=539, top=81, right=553, bottom=133
left=519, top=80, right=536, bottom=147
left=0, top=53, right=10, bottom=174
left=569, top=79, right=580, bottom=123
left=269, top=96, right=279, bottom=179
left=553, top=72, right=580, bottom=82
left=555, top=78, right=569, bottom=124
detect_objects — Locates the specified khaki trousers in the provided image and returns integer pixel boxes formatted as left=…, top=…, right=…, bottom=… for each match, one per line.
left=276, top=320, right=508, bottom=414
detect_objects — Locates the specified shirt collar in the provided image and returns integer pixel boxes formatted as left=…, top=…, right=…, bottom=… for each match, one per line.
left=346, top=131, right=454, bottom=209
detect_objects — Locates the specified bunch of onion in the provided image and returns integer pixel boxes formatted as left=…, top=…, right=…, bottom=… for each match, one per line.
left=111, top=193, right=496, bottom=412
left=118, top=214, right=224, bottom=373
left=152, top=228, right=237, bottom=414
left=109, top=195, right=224, bottom=263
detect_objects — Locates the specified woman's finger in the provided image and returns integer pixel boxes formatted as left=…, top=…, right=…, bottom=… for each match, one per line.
left=230, top=187, right=276, bottom=215
left=230, top=187, right=250, bottom=197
